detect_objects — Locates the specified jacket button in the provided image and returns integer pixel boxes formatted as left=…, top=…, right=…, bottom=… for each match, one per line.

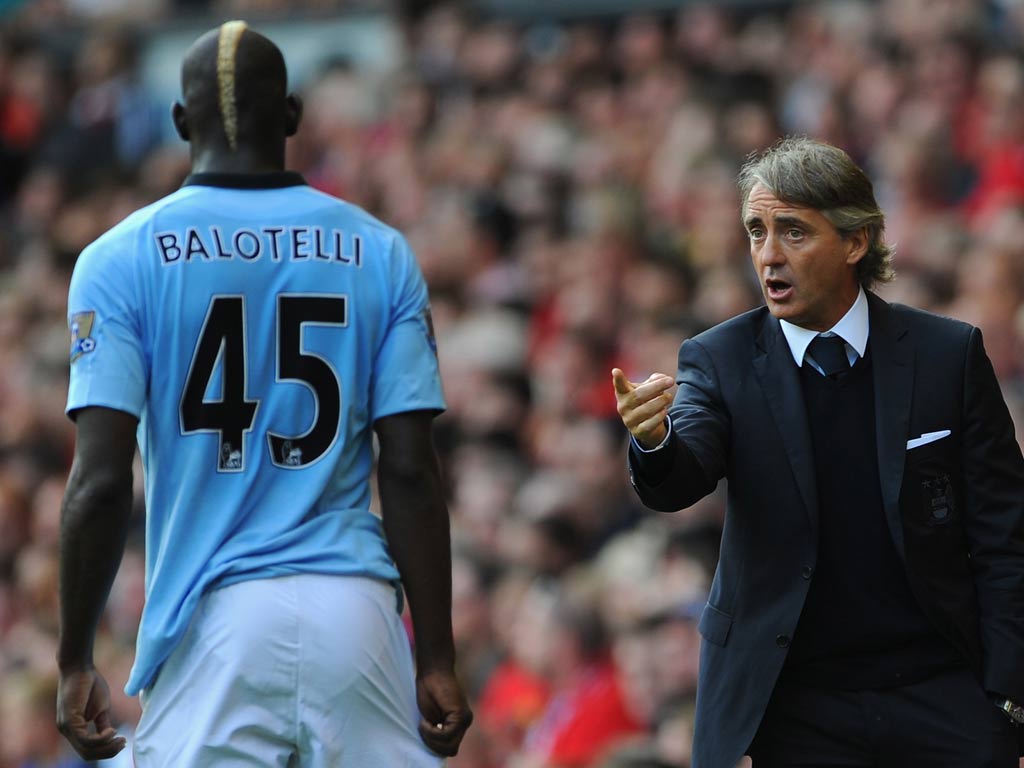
left=801, top=565, right=814, bottom=579
left=776, top=634, right=790, bottom=648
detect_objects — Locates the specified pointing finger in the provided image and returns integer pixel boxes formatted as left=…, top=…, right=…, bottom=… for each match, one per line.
left=611, top=368, right=634, bottom=396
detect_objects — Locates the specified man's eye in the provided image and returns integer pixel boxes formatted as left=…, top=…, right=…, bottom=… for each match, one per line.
left=748, top=229, right=764, bottom=239
left=787, top=229, right=804, bottom=239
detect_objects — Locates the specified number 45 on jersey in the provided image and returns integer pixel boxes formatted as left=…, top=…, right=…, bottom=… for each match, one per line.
left=180, top=294, right=347, bottom=472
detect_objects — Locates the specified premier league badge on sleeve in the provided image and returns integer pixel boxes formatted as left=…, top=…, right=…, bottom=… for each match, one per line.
left=69, top=311, right=97, bottom=363
left=422, top=307, right=438, bottom=356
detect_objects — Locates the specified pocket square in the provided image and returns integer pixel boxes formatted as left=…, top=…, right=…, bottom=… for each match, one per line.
left=906, top=430, right=951, bottom=450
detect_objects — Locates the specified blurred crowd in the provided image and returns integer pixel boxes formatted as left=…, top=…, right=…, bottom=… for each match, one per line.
left=2, top=0, right=1024, bottom=766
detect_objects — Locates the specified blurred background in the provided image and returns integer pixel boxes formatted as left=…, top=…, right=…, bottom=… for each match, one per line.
left=1, top=0, right=1023, bottom=766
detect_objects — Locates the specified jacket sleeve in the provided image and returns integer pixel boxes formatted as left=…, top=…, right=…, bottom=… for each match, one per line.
left=628, top=337, right=730, bottom=512
left=960, top=327, right=1024, bottom=700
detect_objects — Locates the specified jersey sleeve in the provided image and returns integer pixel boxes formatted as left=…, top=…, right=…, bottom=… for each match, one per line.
left=66, top=237, right=147, bottom=419
left=369, top=234, right=445, bottom=421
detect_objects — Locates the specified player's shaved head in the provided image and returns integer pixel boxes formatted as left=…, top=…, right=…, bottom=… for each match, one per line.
left=173, top=22, right=301, bottom=172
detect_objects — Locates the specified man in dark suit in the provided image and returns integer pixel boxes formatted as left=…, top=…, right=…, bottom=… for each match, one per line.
left=613, top=137, right=1024, bottom=768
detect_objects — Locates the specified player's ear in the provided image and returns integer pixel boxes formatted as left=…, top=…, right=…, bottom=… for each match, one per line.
left=285, top=93, right=302, bottom=137
left=172, top=101, right=190, bottom=141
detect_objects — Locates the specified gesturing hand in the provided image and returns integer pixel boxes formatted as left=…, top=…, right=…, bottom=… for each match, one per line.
left=56, top=667, right=127, bottom=761
left=612, top=368, right=676, bottom=449
left=416, top=669, right=474, bottom=757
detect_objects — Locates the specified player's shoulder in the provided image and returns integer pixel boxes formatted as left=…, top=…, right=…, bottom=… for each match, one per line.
left=302, top=188, right=424, bottom=280
left=300, top=186, right=405, bottom=244
left=78, top=188, right=195, bottom=267
left=69, top=191, right=198, bottom=303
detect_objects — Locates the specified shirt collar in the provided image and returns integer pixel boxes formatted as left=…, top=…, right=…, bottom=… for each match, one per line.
left=183, top=171, right=307, bottom=189
left=779, top=286, right=869, bottom=367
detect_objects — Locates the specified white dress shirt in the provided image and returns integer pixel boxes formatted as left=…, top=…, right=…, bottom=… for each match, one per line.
left=779, top=286, right=869, bottom=372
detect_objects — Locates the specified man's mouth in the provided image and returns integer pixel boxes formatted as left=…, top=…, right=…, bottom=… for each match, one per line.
left=765, top=278, right=793, bottom=301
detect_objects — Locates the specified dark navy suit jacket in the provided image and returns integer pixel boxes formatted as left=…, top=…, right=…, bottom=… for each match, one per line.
left=628, top=292, right=1024, bottom=768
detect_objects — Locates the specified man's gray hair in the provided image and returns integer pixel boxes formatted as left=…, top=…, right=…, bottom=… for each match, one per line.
left=738, top=137, right=894, bottom=288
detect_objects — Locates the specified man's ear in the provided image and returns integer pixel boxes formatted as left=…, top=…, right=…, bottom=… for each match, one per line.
left=172, top=101, right=189, bottom=141
left=285, top=93, right=302, bottom=137
left=845, top=226, right=869, bottom=266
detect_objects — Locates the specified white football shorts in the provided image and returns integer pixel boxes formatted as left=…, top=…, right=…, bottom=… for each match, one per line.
left=132, top=574, right=444, bottom=768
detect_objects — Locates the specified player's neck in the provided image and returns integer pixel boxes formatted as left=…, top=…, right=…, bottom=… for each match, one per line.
left=189, top=146, right=286, bottom=176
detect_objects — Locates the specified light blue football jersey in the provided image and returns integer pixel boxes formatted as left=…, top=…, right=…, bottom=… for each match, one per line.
left=66, top=172, right=445, bottom=695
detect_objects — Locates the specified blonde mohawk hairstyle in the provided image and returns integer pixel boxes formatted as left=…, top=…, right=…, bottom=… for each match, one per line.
left=217, top=20, right=248, bottom=151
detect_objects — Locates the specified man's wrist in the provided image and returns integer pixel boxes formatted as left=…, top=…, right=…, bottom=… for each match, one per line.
left=57, top=634, right=96, bottom=674
left=632, top=417, right=672, bottom=452
left=416, top=654, right=457, bottom=676
left=57, top=656, right=94, bottom=675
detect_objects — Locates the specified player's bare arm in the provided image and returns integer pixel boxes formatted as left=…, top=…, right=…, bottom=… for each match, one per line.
left=374, top=410, right=473, bottom=757
left=57, top=406, right=137, bottom=761
left=612, top=368, right=676, bottom=449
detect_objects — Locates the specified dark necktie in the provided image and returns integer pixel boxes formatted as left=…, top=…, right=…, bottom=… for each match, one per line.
left=807, top=334, right=850, bottom=378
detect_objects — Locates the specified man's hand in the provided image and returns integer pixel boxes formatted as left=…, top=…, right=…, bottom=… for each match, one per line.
left=416, top=669, right=473, bottom=757
left=612, top=368, right=676, bottom=449
left=56, top=667, right=127, bottom=761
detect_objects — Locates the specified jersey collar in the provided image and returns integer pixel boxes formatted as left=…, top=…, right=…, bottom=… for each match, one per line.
left=183, top=171, right=307, bottom=189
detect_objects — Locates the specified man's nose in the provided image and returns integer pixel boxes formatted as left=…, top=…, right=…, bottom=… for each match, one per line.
left=758, top=234, right=784, bottom=267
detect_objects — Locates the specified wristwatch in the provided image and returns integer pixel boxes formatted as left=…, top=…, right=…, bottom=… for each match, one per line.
left=995, top=697, right=1024, bottom=725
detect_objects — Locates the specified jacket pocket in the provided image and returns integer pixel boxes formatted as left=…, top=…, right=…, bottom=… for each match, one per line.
left=698, top=602, right=733, bottom=646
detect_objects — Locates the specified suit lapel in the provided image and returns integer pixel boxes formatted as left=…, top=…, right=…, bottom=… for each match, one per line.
left=867, top=292, right=913, bottom=558
left=752, top=314, right=818, bottom=531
